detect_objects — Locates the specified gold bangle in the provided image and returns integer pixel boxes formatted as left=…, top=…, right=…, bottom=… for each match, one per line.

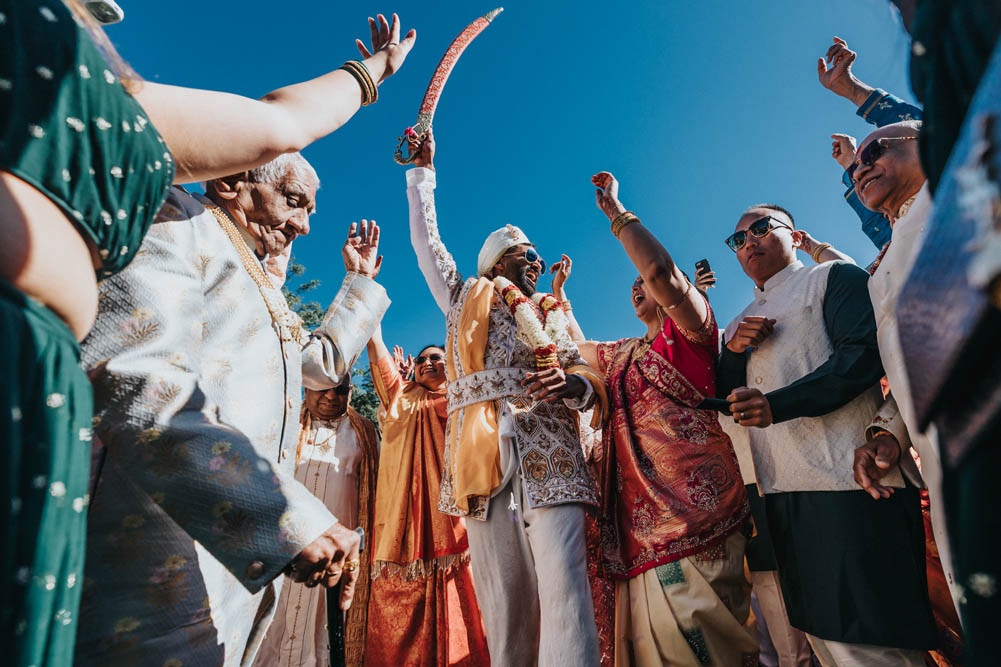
left=562, top=299, right=572, bottom=312
left=611, top=211, right=639, bottom=239
left=340, top=61, right=377, bottom=106
left=810, top=242, right=832, bottom=263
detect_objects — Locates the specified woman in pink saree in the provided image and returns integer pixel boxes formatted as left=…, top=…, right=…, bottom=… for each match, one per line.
left=560, top=172, right=757, bottom=666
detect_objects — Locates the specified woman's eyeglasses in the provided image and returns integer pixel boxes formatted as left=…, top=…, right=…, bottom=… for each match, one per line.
left=847, top=136, right=918, bottom=185
left=724, top=216, right=792, bottom=252
left=416, top=353, right=443, bottom=365
left=504, top=247, right=546, bottom=274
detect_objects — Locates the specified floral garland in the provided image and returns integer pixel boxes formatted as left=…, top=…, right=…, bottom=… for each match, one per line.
left=493, top=276, right=569, bottom=370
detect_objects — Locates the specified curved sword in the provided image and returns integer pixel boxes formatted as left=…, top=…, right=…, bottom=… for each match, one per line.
left=394, top=7, right=503, bottom=165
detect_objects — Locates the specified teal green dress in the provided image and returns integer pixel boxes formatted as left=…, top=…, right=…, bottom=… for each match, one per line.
left=0, top=2, right=174, bottom=664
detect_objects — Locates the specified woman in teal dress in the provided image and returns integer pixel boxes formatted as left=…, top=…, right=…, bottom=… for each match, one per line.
left=0, top=2, right=417, bottom=664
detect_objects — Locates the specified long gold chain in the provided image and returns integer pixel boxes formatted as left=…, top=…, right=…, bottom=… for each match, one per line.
left=206, top=203, right=302, bottom=342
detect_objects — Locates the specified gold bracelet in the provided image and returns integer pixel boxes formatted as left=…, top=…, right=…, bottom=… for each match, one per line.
left=340, top=61, right=378, bottom=106
left=350, top=61, right=378, bottom=105
left=611, top=211, right=639, bottom=239
left=561, top=299, right=572, bottom=312
left=810, top=242, right=832, bottom=263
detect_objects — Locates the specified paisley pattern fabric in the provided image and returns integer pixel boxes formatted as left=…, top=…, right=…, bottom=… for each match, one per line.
left=75, top=189, right=387, bottom=666
left=406, top=167, right=597, bottom=518
left=594, top=314, right=749, bottom=579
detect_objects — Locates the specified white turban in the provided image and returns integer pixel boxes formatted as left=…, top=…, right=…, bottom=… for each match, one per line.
left=477, top=224, right=532, bottom=276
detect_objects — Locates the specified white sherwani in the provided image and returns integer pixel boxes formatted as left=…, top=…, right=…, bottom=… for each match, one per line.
left=76, top=188, right=389, bottom=666
left=253, top=416, right=365, bottom=667
left=865, top=184, right=957, bottom=602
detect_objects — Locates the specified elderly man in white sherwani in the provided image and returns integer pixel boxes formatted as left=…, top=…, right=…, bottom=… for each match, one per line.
left=76, top=153, right=389, bottom=666
left=849, top=121, right=959, bottom=614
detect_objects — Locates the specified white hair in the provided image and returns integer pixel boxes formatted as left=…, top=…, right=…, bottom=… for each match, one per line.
left=246, top=152, right=320, bottom=188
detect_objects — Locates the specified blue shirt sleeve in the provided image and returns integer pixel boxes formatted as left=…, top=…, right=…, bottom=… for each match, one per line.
left=841, top=89, right=923, bottom=249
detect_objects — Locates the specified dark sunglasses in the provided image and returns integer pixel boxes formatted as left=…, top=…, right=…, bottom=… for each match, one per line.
left=724, top=216, right=792, bottom=252
left=332, top=385, right=351, bottom=395
left=504, top=247, right=546, bottom=274
left=847, top=136, right=918, bottom=185
left=416, top=353, right=443, bottom=365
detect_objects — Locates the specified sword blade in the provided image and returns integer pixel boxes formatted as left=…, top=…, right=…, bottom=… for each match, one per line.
left=414, top=7, right=503, bottom=131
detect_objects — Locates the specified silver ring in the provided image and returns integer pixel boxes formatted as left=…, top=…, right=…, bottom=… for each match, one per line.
left=740, top=411, right=746, bottom=419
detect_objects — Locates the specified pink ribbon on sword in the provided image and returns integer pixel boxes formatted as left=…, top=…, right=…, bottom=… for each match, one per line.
left=394, top=7, right=504, bottom=165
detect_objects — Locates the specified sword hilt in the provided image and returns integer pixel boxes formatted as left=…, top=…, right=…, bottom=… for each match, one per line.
left=394, top=122, right=431, bottom=165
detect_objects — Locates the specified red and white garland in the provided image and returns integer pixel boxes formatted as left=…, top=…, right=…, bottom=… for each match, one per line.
left=493, top=276, right=570, bottom=370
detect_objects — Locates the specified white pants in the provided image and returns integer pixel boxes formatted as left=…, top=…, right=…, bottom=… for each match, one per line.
left=465, top=474, right=599, bottom=667
left=806, top=634, right=926, bottom=667
left=750, top=570, right=812, bottom=667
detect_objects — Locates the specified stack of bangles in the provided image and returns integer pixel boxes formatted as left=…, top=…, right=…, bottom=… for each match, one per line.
left=611, top=211, right=640, bottom=239
left=810, top=242, right=832, bottom=263
left=339, top=60, right=378, bottom=106
left=561, top=299, right=572, bottom=312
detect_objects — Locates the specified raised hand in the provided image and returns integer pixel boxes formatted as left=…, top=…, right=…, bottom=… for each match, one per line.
left=356, top=13, right=417, bottom=84
left=817, top=37, right=859, bottom=99
left=393, top=345, right=415, bottom=379
left=592, top=171, right=627, bottom=222
left=725, top=316, right=776, bottom=354
left=853, top=433, right=902, bottom=500
left=342, top=220, right=383, bottom=279
left=409, top=128, right=436, bottom=170
left=831, top=133, right=858, bottom=170
left=550, top=254, right=573, bottom=298
left=694, top=264, right=716, bottom=291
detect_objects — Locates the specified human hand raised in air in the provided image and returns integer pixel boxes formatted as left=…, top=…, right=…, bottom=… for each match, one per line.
left=831, top=133, right=858, bottom=170
left=342, top=220, right=383, bottom=279
left=408, top=128, right=436, bottom=171
left=393, top=345, right=415, bottom=379
left=592, top=172, right=627, bottom=222
left=550, top=254, right=572, bottom=299
left=356, top=13, right=417, bottom=84
left=817, top=37, right=861, bottom=101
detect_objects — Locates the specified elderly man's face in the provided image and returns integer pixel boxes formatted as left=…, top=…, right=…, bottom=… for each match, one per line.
left=241, top=168, right=318, bottom=257
left=734, top=209, right=799, bottom=288
left=304, top=383, right=351, bottom=422
left=853, top=127, right=924, bottom=218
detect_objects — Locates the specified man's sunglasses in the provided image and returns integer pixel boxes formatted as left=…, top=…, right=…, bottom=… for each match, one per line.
left=503, top=247, right=546, bottom=274
left=847, top=136, right=918, bottom=185
left=724, top=216, right=792, bottom=252
left=325, top=384, right=351, bottom=396
left=415, top=353, right=443, bottom=365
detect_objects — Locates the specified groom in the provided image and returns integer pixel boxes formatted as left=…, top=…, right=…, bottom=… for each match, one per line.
left=404, top=131, right=605, bottom=666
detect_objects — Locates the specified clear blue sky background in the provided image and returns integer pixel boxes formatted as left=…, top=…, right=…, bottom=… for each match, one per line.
left=108, top=0, right=913, bottom=356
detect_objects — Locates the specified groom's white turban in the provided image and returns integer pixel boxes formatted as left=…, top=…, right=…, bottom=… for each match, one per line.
left=477, top=224, right=532, bottom=276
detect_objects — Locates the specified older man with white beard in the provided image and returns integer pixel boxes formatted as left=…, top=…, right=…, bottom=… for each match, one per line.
left=76, top=153, right=389, bottom=666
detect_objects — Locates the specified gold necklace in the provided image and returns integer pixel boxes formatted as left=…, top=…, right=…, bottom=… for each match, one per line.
left=206, top=203, right=302, bottom=343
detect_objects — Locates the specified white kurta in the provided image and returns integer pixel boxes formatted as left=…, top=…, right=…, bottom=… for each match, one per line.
left=254, top=416, right=364, bottom=667
left=866, top=184, right=957, bottom=601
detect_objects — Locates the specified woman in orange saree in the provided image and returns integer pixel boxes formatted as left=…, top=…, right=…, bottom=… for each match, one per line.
left=561, top=172, right=757, bottom=666
left=364, top=325, right=488, bottom=666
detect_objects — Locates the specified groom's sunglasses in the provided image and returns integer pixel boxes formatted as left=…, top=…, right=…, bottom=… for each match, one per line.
left=503, top=246, right=546, bottom=274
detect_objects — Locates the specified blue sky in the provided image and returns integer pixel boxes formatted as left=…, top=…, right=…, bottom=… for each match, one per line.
left=109, top=0, right=913, bottom=355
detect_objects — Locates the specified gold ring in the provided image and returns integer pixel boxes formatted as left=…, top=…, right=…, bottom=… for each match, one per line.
left=342, top=559, right=360, bottom=573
